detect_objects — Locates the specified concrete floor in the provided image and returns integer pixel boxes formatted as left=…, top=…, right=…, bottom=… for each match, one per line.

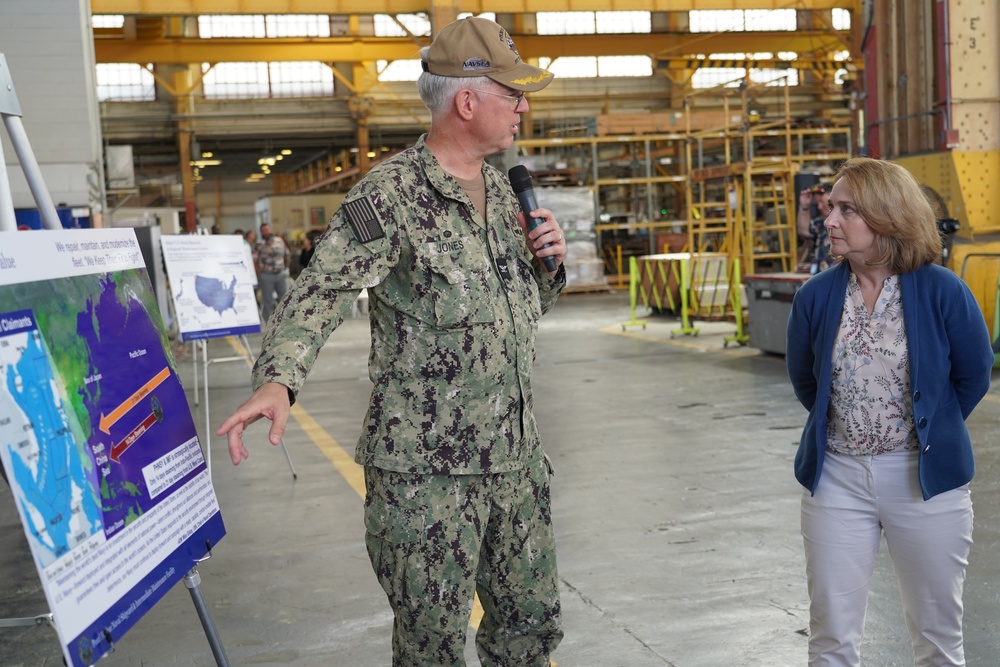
left=3, top=290, right=1000, bottom=666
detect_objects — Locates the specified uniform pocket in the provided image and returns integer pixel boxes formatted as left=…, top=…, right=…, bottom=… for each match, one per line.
left=364, top=485, right=424, bottom=546
left=422, top=250, right=497, bottom=328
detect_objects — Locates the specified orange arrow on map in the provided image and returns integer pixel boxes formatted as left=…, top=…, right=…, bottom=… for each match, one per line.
left=99, top=366, right=171, bottom=434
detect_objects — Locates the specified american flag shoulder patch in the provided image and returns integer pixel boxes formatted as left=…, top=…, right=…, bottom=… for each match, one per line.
left=343, top=197, right=385, bottom=244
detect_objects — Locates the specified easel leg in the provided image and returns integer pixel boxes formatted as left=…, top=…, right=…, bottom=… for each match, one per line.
left=0, top=613, right=53, bottom=629
left=279, top=437, right=298, bottom=479
left=0, top=130, right=17, bottom=231
left=192, top=340, right=200, bottom=406
left=183, top=568, right=231, bottom=667
left=202, top=339, right=211, bottom=475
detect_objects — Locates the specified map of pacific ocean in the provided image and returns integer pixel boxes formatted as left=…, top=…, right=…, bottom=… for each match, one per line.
left=0, top=270, right=201, bottom=570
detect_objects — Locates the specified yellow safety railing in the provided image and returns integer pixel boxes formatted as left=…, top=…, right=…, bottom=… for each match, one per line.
left=723, top=257, right=750, bottom=348
left=621, top=256, right=647, bottom=331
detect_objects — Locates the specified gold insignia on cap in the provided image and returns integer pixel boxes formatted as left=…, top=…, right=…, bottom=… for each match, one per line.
left=511, top=72, right=553, bottom=86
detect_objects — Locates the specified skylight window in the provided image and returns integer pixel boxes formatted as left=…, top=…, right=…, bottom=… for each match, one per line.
left=96, top=63, right=155, bottom=101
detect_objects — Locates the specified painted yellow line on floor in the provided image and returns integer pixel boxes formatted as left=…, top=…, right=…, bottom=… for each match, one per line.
left=288, top=403, right=366, bottom=497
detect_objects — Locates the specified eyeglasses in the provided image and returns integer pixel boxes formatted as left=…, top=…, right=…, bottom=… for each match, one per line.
left=473, top=88, right=526, bottom=108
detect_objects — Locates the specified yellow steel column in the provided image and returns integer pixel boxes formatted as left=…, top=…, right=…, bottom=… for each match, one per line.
left=214, top=175, right=223, bottom=225
left=348, top=96, right=372, bottom=176
left=173, top=67, right=197, bottom=232
left=429, top=1, right=461, bottom=33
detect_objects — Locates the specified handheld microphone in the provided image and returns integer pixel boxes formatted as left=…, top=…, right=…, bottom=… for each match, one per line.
left=508, top=165, right=558, bottom=273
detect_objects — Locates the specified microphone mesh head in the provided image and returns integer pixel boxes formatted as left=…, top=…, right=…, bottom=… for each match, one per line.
left=508, top=165, right=533, bottom=194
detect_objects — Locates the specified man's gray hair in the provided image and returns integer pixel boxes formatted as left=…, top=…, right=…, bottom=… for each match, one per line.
left=417, top=46, right=485, bottom=115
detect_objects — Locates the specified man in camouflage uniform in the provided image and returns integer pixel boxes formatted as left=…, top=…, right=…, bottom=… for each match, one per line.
left=218, top=16, right=566, bottom=667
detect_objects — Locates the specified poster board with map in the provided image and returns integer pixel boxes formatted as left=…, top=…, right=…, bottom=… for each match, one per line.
left=0, top=229, right=226, bottom=667
left=159, top=234, right=261, bottom=342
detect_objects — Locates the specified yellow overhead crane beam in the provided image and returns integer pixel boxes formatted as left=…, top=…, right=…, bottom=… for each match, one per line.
left=659, top=58, right=852, bottom=71
left=91, top=0, right=856, bottom=15
left=95, top=36, right=425, bottom=64
left=93, top=31, right=853, bottom=65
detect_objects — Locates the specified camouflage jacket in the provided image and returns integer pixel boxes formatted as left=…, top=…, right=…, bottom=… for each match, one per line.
left=252, top=136, right=565, bottom=474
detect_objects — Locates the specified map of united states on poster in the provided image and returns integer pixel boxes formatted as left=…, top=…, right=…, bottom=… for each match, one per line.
left=194, top=275, right=237, bottom=315
left=160, top=235, right=260, bottom=341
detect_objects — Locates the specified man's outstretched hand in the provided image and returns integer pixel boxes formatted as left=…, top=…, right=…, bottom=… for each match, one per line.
left=215, top=382, right=291, bottom=465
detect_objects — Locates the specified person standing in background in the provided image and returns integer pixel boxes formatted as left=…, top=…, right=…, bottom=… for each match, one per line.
left=796, top=184, right=833, bottom=272
left=786, top=157, right=993, bottom=666
left=253, top=222, right=290, bottom=322
left=298, top=234, right=315, bottom=274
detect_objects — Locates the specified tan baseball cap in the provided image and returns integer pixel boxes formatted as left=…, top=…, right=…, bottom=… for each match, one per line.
left=422, top=17, right=554, bottom=92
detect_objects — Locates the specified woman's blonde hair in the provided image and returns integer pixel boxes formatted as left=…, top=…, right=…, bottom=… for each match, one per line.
left=833, top=157, right=942, bottom=273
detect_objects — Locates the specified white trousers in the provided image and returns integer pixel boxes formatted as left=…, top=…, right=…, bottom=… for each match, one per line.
left=801, top=450, right=972, bottom=667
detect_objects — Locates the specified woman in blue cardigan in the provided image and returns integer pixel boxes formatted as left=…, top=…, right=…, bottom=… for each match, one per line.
left=786, top=157, right=993, bottom=667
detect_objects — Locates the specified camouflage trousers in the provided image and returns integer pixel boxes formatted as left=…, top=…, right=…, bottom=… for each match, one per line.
left=363, top=457, right=563, bottom=667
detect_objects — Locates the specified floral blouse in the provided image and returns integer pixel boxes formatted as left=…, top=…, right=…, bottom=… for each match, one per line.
left=826, top=273, right=917, bottom=456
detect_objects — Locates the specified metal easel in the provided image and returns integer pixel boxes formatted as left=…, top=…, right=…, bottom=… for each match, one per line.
left=0, top=54, right=60, bottom=232
left=0, top=49, right=64, bottom=645
left=0, top=52, right=232, bottom=667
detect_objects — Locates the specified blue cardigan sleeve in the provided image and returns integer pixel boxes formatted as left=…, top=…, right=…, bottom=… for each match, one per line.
left=940, top=270, right=993, bottom=418
left=786, top=287, right=817, bottom=410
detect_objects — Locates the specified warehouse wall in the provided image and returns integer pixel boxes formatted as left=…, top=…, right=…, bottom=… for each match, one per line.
left=0, top=0, right=104, bottom=218
left=194, top=177, right=264, bottom=235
